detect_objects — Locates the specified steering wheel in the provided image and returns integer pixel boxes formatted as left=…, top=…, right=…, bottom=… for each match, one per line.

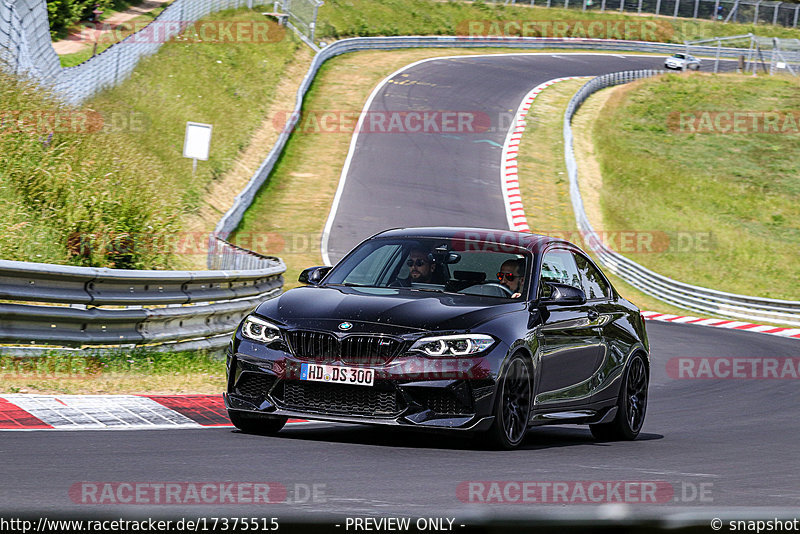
left=480, top=282, right=514, bottom=297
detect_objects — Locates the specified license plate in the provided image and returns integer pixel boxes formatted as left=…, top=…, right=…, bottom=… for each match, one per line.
left=300, top=363, right=374, bottom=386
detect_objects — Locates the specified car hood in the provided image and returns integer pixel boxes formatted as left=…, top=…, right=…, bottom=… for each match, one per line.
left=254, top=285, right=525, bottom=333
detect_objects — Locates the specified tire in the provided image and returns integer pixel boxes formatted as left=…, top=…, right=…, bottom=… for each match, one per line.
left=228, top=410, right=287, bottom=435
left=483, top=354, right=533, bottom=450
left=590, top=352, right=648, bottom=441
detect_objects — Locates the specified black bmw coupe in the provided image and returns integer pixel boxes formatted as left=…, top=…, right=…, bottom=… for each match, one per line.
left=224, top=228, right=649, bottom=449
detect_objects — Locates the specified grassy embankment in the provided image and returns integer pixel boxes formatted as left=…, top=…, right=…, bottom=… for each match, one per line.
left=592, top=73, right=799, bottom=301
left=1, top=8, right=301, bottom=269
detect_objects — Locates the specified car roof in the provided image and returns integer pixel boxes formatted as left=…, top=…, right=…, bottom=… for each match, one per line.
left=370, top=226, right=573, bottom=252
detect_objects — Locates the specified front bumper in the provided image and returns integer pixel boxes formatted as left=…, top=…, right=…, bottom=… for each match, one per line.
left=224, top=343, right=502, bottom=432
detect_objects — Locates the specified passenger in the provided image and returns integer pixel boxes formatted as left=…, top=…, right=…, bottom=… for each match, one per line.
left=497, top=258, right=524, bottom=298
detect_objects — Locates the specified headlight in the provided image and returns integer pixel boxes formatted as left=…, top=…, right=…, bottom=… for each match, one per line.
left=409, top=334, right=495, bottom=357
left=241, top=315, right=281, bottom=344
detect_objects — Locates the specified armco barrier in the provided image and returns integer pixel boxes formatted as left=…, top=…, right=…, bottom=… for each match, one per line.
left=562, top=71, right=800, bottom=326
left=0, top=250, right=284, bottom=352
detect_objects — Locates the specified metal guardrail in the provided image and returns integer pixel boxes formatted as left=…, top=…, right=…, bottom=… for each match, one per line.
left=562, top=71, right=800, bottom=326
left=0, top=251, right=285, bottom=352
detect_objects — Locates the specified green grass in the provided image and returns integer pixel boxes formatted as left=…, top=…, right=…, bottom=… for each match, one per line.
left=316, top=0, right=800, bottom=43
left=0, top=71, right=179, bottom=268
left=0, top=348, right=225, bottom=394
left=593, top=73, right=800, bottom=300
left=1, top=8, right=300, bottom=269
left=89, top=9, right=300, bottom=225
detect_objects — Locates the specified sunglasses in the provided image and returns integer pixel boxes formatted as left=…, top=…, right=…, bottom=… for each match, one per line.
left=497, top=272, right=518, bottom=282
left=407, top=259, right=429, bottom=267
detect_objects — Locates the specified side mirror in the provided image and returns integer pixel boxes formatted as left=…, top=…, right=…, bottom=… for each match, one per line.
left=540, top=282, right=586, bottom=305
left=299, top=266, right=332, bottom=285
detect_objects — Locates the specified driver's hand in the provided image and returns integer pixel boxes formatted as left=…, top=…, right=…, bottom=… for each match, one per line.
left=512, top=292, right=521, bottom=298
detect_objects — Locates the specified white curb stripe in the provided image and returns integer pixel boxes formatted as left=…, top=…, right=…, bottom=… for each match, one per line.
left=501, top=77, right=584, bottom=232
left=643, top=312, right=800, bottom=340
left=1, top=395, right=201, bottom=429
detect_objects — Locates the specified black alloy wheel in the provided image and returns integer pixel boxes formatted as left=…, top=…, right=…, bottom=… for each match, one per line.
left=590, top=352, right=648, bottom=441
left=485, top=354, right=532, bottom=450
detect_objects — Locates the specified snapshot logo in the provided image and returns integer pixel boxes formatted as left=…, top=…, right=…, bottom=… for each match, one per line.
left=70, top=20, right=286, bottom=44
left=669, top=111, right=800, bottom=134
left=69, top=482, right=326, bottom=505
left=273, top=110, right=491, bottom=135
left=457, top=19, right=674, bottom=41
left=457, top=481, right=713, bottom=504
left=667, top=357, right=800, bottom=380
left=0, top=110, right=147, bottom=135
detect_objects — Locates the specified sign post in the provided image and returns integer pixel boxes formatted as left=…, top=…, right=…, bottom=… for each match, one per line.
left=183, top=122, right=212, bottom=176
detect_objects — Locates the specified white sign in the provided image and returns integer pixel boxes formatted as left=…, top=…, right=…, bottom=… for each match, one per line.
left=776, top=62, right=786, bottom=69
left=183, top=122, right=212, bottom=161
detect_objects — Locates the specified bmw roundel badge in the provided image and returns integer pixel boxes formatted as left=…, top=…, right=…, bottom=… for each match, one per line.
left=338, top=322, right=353, bottom=331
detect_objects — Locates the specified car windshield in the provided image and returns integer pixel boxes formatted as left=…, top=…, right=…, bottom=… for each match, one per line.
left=324, top=237, right=532, bottom=300
left=672, top=54, right=686, bottom=59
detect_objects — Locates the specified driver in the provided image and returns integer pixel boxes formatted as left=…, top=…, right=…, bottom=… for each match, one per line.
left=393, top=247, right=436, bottom=286
left=497, top=258, right=524, bottom=298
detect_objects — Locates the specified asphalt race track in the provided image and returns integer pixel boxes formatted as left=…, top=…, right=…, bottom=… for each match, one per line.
left=1, top=54, right=794, bottom=520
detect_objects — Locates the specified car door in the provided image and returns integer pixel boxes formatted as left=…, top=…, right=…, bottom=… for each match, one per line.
left=535, top=247, right=605, bottom=407
left=572, top=251, right=627, bottom=405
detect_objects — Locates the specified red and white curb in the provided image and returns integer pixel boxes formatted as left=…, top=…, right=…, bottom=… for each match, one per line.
left=501, top=76, right=585, bottom=232
left=0, top=394, right=307, bottom=431
left=642, top=311, right=800, bottom=339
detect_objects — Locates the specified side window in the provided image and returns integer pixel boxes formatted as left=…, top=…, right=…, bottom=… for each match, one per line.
left=574, top=253, right=611, bottom=300
left=540, top=248, right=581, bottom=298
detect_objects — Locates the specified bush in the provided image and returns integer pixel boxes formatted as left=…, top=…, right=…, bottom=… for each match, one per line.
left=47, top=0, right=114, bottom=39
